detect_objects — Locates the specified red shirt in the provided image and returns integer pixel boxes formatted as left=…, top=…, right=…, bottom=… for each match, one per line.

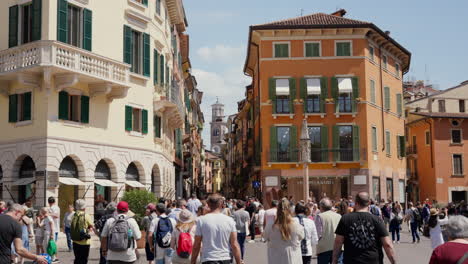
left=429, top=242, right=468, bottom=264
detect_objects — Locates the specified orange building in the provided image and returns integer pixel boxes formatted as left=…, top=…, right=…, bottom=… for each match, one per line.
left=243, top=10, right=411, bottom=205
left=406, top=82, right=468, bottom=204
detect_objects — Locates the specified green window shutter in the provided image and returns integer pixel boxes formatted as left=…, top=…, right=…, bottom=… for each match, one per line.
left=82, top=9, right=92, bottom=51
left=274, top=44, right=281, bottom=58
left=143, top=33, right=150, bottom=77
left=156, top=0, right=161, bottom=15
left=160, top=55, right=165, bottom=85
left=9, top=5, right=18, bottom=48
left=8, top=94, right=18, bottom=123
left=397, top=94, right=403, bottom=116
left=154, top=115, right=161, bottom=138
left=332, top=125, right=339, bottom=161
left=268, top=78, right=276, bottom=114
left=321, top=125, right=328, bottom=162
left=370, top=80, right=376, bottom=104
left=32, top=0, right=42, bottom=41
left=270, top=126, right=278, bottom=162
left=154, top=49, right=159, bottom=85
left=305, top=43, right=319, bottom=57
left=320, top=77, right=328, bottom=113
left=289, top=78, right=296, bottom=113
left=290, top=126, right=297, bottom=161
left=57, top=0, right=68, bottom=43
left=372, top=127, right=377, bottom=152
left=80, top=95, right=89, bottom=123
left=58, top=91, right=69, bottom=120
left=353, top=125, right=360, bottom=161
left=331, top=77, right=339, bottom=113
left=384, top=87, right=390, bottom=110
left=142, top=0, right=148, bottom=6
left=142, top=109, right=148, bottom=134
left=399, top=136, right=406, bottom=157
left=305, top=43, right=312, bottom=57
left=125, top=105, right=133, bottom=131
left=396, top=135, right=401, bottom=158
left=385, top=131, right=391, bottom=156
left=336, top=43, right=342, bottom=56
left=351, top=77, right=359, bottom=113
left=23, top=92, right=32, bottom=121
left=300, top=78, right=307, bottom=113
left=123, top=25, right=133, bottom=66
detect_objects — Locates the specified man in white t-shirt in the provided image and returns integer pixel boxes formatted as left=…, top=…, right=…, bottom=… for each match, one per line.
left=48, top=197, right=60, bottom=241
left=149, top=203, right=177, bottom=264
left=191, top=194, right=242, bottom=264
left=187, top=194, right=202, bottom=216
left=263, top=200, right=278, bottom=230
left=101, top=201, right=141, bottom=264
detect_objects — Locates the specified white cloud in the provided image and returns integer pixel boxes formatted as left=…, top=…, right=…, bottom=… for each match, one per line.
left=196, top=45, right=246, bottom=64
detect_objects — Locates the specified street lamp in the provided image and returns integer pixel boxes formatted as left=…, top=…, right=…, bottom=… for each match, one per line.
left=300, top=119, right=311, bottom=201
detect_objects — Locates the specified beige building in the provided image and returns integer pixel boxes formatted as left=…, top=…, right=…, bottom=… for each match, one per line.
left=0, top=0, right=193, bottom=219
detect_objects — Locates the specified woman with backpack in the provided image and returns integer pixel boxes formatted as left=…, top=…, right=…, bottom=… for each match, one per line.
left=389, top=206, right=402, bottom=243
left=170, top=209, right=197, bottom=264
left=426, top=208, right=449, bottom=249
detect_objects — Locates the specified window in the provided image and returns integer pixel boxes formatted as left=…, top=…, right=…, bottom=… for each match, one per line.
left=369, top=45, right=375, bottom=61
left=453, top=154, right=463, bottom=175
left=396, top=94, right=403, bottom=116
left=372, top=126, right=377, bottom=152
left=132, top=31, right=142, bottom=74
left=154, top=115, right=161, bottom=138
left=133, top=0, right=148, bottom=5
left=384, top=86, right=390, bottom=110
left=67, top=5, right=81, bottom=47
left=21, top=4, right=33, bottom=44
left=277, top=126, right=291, bottom=162
left=386, top=178, right=394, bottom=202
left=336, top=41, right=351, bottom=56
left=425, top=131, right=431, bottom=145
left=274, top=43, right=289, bottom=58
left=274, top=79, right=291, bottom=114
left=460, top=100, right=465, bottom=113
left=385, top=131, right=391, bottom=156
left=56, top=1, right=91, bottom=51
left=308, top=126, right=321, bottom=162
left=372, top=177, right=380, bottom=201
left=395, top=64, right=400, bottom=77
left=8, top=92, right=32, bottom=123
left=304, top=78, right=321, bottom=113
left=213, top=128, right=220, bottom=136
left=124, top=26, right=150, bottom=76
left=305, top=42, right=320, bottom=57
left=156, top=0, right=161, bottom=15
left=132, top=108, right=141, bottom=132
left=306, top=94, right=320, bottom=113
left=276, top=95, right=290, bottom=113
left=339, top=126, right=353, bottom=161
left=58, top=91, right=89, bottom=123
left=370, top=80, right=376, bottom=103
left=399, top=180, right=405, bottom=203
left=452, top=130, right=462, bottom=144
left=125, top=106, right=148, bottom=133
left=69, top=95, right=80, bottom=122
left=438, top=100, right=446, bottom=112
left=337, top=78, right=352, bottom=113
left=382, top=55, right=387, bottom=69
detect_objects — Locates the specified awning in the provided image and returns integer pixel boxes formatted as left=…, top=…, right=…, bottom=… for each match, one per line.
left=59, top=177, right=86, bottom=186
left=125, top=180, right=145, bottom=188
left=307, top=79, right=321, bottom=95
left=275, top=79, right=289, bottom=95
left=11, top=177, right=36, bottom=186
left=338, top=78, right=352, bottom=93
left=94, top=179, right=118, bottom=187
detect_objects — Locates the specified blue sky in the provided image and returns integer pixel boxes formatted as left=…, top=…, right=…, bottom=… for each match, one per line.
left=183, top=0, right=468, bottom=147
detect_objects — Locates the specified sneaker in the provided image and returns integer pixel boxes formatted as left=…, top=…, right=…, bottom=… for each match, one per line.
left=247, top=240, right=255, bottom=243
left=392, top=241, right=395, bottom=244
left=52, top=259, right=60, bottom=263
left=412, top=241, right=416, bottom=244
left=417, top=239, right=420, bottom=243
left=397, top=241, right=400, bottom=244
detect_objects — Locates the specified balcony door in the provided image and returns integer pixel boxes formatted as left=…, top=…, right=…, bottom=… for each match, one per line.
left=339, top=126, right=353, bottom=161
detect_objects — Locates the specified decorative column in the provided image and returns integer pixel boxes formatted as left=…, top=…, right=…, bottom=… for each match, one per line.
left=300, top=119, right=311, bottom=201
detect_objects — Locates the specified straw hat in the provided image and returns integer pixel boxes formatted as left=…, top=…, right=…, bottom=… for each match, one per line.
left=178, top=209, right=194, bottom=223
left=430, top=208, right=438, bottom=216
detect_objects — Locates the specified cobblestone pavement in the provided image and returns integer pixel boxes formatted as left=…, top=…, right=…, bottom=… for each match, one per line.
left=25, top=226, right=432, bottom=264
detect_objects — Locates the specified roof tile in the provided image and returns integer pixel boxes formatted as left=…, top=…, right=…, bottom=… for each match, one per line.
left=254, top=12, right=370, bottom=27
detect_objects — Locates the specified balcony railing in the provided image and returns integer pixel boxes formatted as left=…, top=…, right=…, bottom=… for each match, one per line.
left=268, top=148, right=367, bottom=163
left=166, top=81, right=185, bottom=118
left=0, top=40, right=129, bottom=86
left=406, top=145, right=417, bottom=155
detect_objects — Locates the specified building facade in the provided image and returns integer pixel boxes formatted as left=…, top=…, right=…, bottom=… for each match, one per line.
left=243, top=10, right=411, bottom=205
left=406, top=82, right=468, bottom=203
left=0, top=0, right=201, bottom=218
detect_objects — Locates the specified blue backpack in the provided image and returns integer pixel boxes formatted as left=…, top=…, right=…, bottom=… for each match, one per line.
left=155, top=217, right=173, bottom=248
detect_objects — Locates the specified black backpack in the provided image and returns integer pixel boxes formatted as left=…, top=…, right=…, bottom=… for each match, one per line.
left=413, top=209, right=422, bottom=223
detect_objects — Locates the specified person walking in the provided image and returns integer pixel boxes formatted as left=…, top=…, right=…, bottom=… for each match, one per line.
left=294, top=203, right=318, bottom=264
left=34, top=209, right=45, bottom=255
left=47, top=197, right=60, bottom=242
left=168, top=199, right=187, bottom=221
left=427, top=208, right=449, bottom=249
left=232, top=200, right=250, bottom=260
left=141, top=204, right=156, bottom=264
left=101, top=201, right=141, bottom=264
left=15, top=207, right=34, bottom=264
left=314, top=198, right=342, bottom=264
left=0, top=204, right=47, bottom=264
left=70, top=199, right=94, bottom=264
left=187, top=194, right=202, bottom=216
left=63, top=205, right=75, bottom=252
left=405, top=202, right=421, bottom=243
left=389, top=206, right=402, bottom=244
left=190, top=193, right=242, bottom=264
left=149, top=203, right=177, bottom=264
left=40, top=207, right=56, bottom=262
left=429, top=215, right=468, bottom=264
left=257, top=204, right=265, bottom=241
left=332, top=192, right=396, bottom=264
left=264, top=200, right=278, bottom=230
left=170, top=209, right=197, bottom=264
left=246, top=198, right=257, bottom=243
left=95, top=202, right=117, bottom=264
left=264, top=198, right=304, bottom=264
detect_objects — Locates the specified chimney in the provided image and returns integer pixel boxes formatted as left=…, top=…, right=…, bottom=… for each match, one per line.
left=331, top=9, right=346, bottom=17
left=385, top=30, right=391, bottom=36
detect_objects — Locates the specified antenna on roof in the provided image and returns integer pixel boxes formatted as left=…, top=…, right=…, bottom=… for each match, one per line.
left=300, top=8, right=304, bottom=16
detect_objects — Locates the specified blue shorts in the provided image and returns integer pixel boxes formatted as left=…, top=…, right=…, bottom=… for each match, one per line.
left=145, top=242, right=155, bottom=261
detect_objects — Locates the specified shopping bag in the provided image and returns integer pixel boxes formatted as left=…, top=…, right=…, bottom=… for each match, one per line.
left=47, top=239, right=57, bottom=257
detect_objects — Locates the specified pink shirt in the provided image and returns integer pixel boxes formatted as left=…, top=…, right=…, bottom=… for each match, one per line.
left=264, top=208, right=277, bottom=228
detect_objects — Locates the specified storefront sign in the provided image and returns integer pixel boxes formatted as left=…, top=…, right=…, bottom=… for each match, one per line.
left=310, top=180, right=334, bottom=185
left=265, top=176, right=278, bottom=187
left=353, top=175, right=367, bottom=185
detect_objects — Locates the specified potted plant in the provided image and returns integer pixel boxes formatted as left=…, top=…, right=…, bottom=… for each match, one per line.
left=121, top=189, right=157, bottom=249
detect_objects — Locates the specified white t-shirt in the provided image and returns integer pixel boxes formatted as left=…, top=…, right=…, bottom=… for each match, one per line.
left=264, top=208, right=277, bottom=228
left=257, top=209, right=266, bottom=226
left=101, top=214, right=142, bottom=262
left=49, top=205, right=60, bottom=231
left=195, top=213, right=236, bottom=262
left=148, top=215, right=177, bottom=260
left=43, top=216, right=54, bottom=234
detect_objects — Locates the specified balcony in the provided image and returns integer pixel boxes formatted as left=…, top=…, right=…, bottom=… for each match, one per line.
left=0, top=41, right=130, bottom=100
left=406, top=145, right=417, bottom=157
left=267, top=148, right=367, bottom=163
left=153, top=82, right=185, bottom=128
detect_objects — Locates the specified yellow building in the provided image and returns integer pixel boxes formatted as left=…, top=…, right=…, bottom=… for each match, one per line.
left=0, top=0, right=193, bottom=218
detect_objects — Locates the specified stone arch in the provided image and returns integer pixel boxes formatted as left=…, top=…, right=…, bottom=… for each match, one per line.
left=94, top=158, right=118, bottom=181
left=125, top=161, right=144, bottom=181
left=59, top=155, right=84, bottom=179
left=12, top=154, right=37, bottom=179
left=151, top=164, right=162, bottom=197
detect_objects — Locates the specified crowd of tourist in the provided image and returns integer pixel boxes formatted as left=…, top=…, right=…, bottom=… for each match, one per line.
left=0, top=194, right=467, bottom=264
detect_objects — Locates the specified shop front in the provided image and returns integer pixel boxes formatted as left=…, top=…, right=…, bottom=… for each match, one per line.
left=94, top=160, right=118, bottom=219
left=125, top=162, right=145, bottom=190
left=58, top=156, right=86, bottom=222
left=11, top=156, right=36, bottom=204
left=280, top=175, right=349, bottom=202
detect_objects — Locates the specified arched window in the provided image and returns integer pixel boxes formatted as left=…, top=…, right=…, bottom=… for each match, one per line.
left=59, top=156, right=78, bottom=178
left=213, top=128, right=220, bottom=136
left=126, top=162, right=139, bottom=181
left=95, top=160, right=111, bottom=179
left=19, top=156, right=36, bottom=178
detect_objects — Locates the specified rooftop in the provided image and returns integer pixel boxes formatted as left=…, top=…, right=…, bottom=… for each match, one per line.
left=412, top=112, right=468, bottom=119
left=253, top=11, right=369, bottom=28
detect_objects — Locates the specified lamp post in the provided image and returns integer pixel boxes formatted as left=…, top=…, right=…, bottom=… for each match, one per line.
left=300, top=119, right=311, bottom=201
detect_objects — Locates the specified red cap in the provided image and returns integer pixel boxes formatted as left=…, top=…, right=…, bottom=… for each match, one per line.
left=117, top=201, right=129, bottom=212
left=146, top=203, right=156, bottom=211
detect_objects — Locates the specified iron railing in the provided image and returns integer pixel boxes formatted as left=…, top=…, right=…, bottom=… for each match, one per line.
left=268, top=148, right=367, bottom=163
